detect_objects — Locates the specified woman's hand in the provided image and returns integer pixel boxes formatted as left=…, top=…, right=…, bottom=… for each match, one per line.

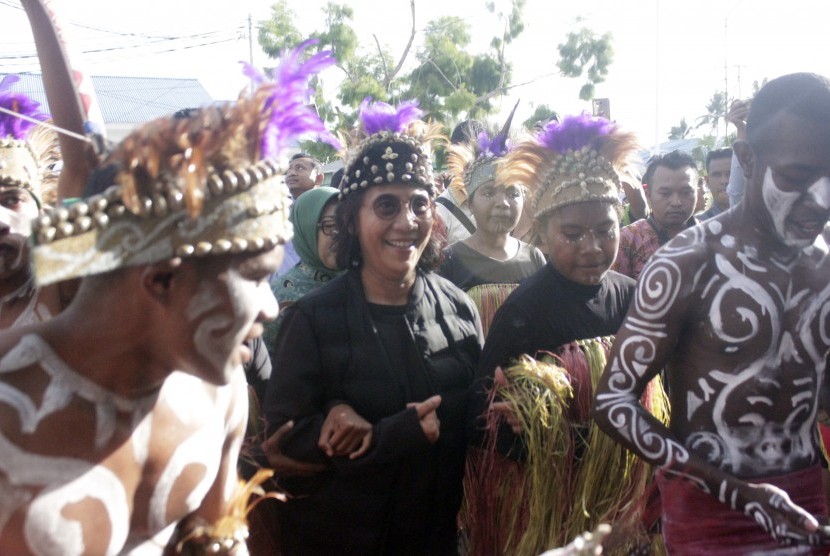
left=408, top=395, right=442, bottom=443
left=319, top=404, right=373, bottom=459
left=261, top=421, right=327, bottom=477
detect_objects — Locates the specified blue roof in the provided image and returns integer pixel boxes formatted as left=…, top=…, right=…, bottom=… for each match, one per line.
left=1, top=73, right=213, bottom=124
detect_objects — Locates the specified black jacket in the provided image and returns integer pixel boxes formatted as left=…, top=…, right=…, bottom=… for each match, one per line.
left=264, top=269, right=482, bottom=555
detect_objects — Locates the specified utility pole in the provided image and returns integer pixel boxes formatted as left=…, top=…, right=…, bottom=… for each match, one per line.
left=248, top=13, right=255, bottom=94
left=654, top=0, right=660, bottom=149
left=723, top=17, right=728, bottom=143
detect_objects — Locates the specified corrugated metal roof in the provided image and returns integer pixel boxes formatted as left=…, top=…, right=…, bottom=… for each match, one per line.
left=1, top=73, right=213, bottom=124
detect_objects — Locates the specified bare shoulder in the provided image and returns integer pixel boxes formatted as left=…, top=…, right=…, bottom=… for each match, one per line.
left=0, top=326, right=37, bottom=359
left=156, top=369, right=248, bottom=434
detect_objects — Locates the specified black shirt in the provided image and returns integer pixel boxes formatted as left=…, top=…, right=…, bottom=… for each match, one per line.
left=478, top=264, right=636, bottom=379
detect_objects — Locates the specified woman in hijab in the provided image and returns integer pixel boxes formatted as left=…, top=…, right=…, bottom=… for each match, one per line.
left=264, top=185, right=340, bottom=354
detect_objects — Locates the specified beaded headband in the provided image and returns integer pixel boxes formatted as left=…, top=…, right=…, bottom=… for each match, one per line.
left=31, top=41, right=338, bottom=286
left=446, top=130, right=512, bottom=205
left=339, top=99, right=438, bottom=199
left=499, top=113, right=638, bottom=220
left=445, top=102, right=518, bottom=205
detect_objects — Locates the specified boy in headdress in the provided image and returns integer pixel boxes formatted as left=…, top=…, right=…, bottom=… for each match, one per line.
left=0, top=43, right=336, bottom=554
left=478, top=114, right=639, bottom=379
left=464, top=115, right=648, bottom=553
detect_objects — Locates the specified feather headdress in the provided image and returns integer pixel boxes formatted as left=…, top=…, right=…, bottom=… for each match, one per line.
left=445, top=100, right=518, bottom=205
left=499, top=113, right=639, bottom=220
left=31, top=41, right=336, bottom=286
left=339, top=99, right=444, bottom=199
left=0, top=75, right=59, bottom=206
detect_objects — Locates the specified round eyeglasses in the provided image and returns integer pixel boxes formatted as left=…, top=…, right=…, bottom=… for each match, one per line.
left=316, top=218, right=339, bottom=237
left=371, top=193, right=433, bottom=221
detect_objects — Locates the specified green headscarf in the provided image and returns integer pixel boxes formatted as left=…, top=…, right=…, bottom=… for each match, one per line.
left=291, top=186, right=339, bottom=271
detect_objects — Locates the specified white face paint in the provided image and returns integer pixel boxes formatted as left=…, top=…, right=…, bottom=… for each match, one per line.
left=0, top=189, right=38, bottom=276
left=188, top=267, right=278, bottom=383
left=761, top=168, right=802, bottom=247
left=761, top=168, right=830, bottom=249
left=0, top=200, right=38, bottom=237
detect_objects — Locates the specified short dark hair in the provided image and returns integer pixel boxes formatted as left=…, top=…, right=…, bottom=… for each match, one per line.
left=747, top=73, right=830, bottom=153
left=643, top=150, right=698, bottom=190
left=332, top=188, right=442, bottom=272
left=329, top=168, right=344, bottom=189
left=450, top=120, right=487, bottom=146
left=705, top=148, right=732, bottom=173
left=290, top=152, right=322, bottom=174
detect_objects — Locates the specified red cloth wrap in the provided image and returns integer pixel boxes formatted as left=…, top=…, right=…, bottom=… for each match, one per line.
left=658, top=464, right=828, bottom=555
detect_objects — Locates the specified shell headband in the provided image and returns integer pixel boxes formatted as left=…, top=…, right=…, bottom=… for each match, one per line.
left=31, top=41, right=339, bottom=286
left=499, top=113, right=638, bottom=220
left=339, top=99, right=437, bottom=199
left=446, top=129, right=512, bottom=204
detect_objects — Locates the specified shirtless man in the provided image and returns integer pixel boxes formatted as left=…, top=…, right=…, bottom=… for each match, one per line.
left=0, top=44, right=335, bottom=553
left=0, top=89, right=64, bottom=329
left=593, top=73, right=830, bottom=553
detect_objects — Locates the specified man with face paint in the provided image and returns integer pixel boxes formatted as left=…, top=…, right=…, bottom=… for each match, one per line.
left=0, top=44, right=337, bottom=554
left=0, top=83, right=65, bottom=329
left=593, top=73, right=830, bottom=553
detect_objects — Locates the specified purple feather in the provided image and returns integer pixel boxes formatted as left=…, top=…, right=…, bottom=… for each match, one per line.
left=359, top=98, right=422, bottom=136
left=475, top=130, right=510, bottom=158
left=537, top=112, right=613, bottom=155
left=259, top=39, right=341, bottom=158
left=239, top=61, right=265, bottom=87
left=0, top=76, right=49, bottom=140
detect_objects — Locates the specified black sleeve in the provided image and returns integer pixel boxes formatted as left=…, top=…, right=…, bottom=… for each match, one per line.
left=477, top=300, right=534, bottom=380
left=264, top=304, right=436, bottom=468
left=263, top=305, right=328, bottom=462
left=243, top=336, right=271, bottom=407
left=467, top=299, right=532, bottom=456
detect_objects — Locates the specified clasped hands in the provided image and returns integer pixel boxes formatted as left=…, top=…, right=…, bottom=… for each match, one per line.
left=260, top=395, right=442, bottom=478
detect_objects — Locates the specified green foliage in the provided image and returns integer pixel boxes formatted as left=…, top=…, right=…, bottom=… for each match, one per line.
left=257, top=0, right=528, bottom=161
left=257, top=0, right=303, bottom=57
left=523, top=104, right=558, bottom=129
left=315, top=3, right=358, bottom=65
left=668, top=118, right=691, bottom=140
left=697, top=90, right=726, bottom=132
left=557, top=27, right=614, bottom=101
left=751, top=78, right=769, bottom=96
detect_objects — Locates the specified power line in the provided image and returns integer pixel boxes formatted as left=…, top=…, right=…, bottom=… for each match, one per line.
left=0, top=0, right=245, bottom=41
left=0, top=29, right=244, bottom=61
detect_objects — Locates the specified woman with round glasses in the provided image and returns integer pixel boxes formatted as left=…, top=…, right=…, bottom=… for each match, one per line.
left=263, top=100, right=483, bottom=554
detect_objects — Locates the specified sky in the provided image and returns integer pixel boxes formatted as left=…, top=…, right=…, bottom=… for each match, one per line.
left=1, top=0, right=829, bottom=150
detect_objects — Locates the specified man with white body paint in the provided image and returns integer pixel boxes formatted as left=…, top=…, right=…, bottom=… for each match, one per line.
left=593, top=73, right=830, bottom=553
left=0, top=43, right=336, bottom=554
left=0, top=89, right=65, bottom=329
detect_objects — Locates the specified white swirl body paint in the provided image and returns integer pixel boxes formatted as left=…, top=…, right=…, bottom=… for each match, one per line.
left=597, top=211, right=830, bottom=476
left=0, top=334, right=243, bottom=554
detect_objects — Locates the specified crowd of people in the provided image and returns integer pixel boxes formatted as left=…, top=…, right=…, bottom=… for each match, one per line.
left=1, top=2, right=830, bottom=555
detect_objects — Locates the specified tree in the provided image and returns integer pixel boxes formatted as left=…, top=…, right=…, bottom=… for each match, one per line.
left=696, top=90, right=726, bottom=134
left=557, top=26, right=614, bottom=101
left=256, top=0, right=527, bottom=161
left=523, top=104, right=558, bottom=129
left=668, top=118, right=692, bottom=140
